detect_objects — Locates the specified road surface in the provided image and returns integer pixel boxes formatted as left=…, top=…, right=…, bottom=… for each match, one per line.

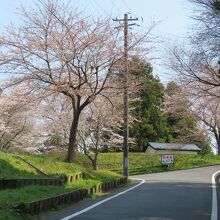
left=41, top=165, right=220, bottom=220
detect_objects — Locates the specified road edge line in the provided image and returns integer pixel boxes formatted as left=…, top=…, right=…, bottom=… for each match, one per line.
left=211, top=170, right=220, bottom=220
left=60, top=178, right=145, bottom=220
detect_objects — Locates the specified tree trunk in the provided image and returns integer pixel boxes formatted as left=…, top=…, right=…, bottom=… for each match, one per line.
left=214, top=129, right=220, bottom=155
left=66, top=110, right=80, bottom=162
left=218, top=146, right=220, bottom=156
left=92, top=160, right=98, bottom=170
left=66, top=95, right=91, bottom=162
left=217, top=132, right=220, bottom=156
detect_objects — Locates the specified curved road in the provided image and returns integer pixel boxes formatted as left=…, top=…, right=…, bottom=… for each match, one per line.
left=41, top=165, right=220, bottom=220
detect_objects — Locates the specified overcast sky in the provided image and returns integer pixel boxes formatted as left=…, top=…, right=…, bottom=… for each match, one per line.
left=0, top=0, right=194, bottom=83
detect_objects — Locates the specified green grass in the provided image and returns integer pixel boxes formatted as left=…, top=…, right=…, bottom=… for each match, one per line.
left=0, top=152, right=42, bottom=179
left=95, top=153, right=220, bottom=175
left=16, top=153, right=83, bottom=176
left=0, top=152, right=84, bottom=179
left=44, top=152, right=220, bottom=175
left=0, top=170, right=120, bottom=220
left=0, top=183, right=93, bottom=220
left=1, top=151, right=220, bottom=220
left=0, top=152, right=121, bottom=220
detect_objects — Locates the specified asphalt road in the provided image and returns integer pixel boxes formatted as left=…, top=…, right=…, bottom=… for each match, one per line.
left=41, top=165, right=220, bottom=220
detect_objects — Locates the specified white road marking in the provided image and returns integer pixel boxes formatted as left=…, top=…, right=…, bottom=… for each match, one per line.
left=211, top=170, right=220, bottom=220
left=60, top=178, right=145, bottom=220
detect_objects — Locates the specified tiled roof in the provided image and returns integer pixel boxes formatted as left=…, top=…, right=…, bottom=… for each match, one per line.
left=148, top=142, right=201, bottom=151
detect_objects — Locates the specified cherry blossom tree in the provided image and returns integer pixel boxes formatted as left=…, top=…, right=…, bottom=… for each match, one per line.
left=40, top=94, right=72, bottom=149
left=164, top=81, right=211, bottom=154
left=167, top=46, right=220, bottom=97
left=0, top=1, right=153, bottom=162
left=0, top=0, right=123, bottom=162
left=181, top=85, right=220, bottom=154
left=77, top=94, right=123, bottom=170
left=188, top=0, right=220, bottom=55
left=167, top=0, right=220, bottom=97
left=0, top=87, right=37, bottom=151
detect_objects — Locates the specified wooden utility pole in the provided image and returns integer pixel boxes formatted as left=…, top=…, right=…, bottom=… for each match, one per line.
left=113, top=14, right=138, bottom=178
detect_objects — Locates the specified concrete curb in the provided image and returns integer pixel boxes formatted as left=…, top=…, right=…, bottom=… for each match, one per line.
left=0, top=172, right=84, bottom=189
left=0, top=178, right=63, bottom=189
left=15, top=177, right=127, bottom=214
left=64, top=172, right=84, bottom=183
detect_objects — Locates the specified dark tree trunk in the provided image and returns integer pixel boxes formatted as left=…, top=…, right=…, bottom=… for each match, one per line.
left=214, top=130, right=220, bottom=155
left=218, top=146, right=220, bottom=156
left=217, top=133, right=220, bottom=156
left=65, top=95, right=91, bottom=163
left=66, top=110, right=80, bottom=163
left=92, top=160, right=98, bottom=170
left=84, top=151, right=99, bottom=170
left=92, top=151, right=99, bottom=170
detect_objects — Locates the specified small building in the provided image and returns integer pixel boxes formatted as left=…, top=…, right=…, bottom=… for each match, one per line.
left=146, top=142, right=201, bottom=155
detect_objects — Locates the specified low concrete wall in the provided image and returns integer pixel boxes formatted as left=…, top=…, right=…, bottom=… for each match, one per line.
left=16, top=177, right=128, bottom=214
left=64, top=172, right=84, bottom=183
left=0, top=172, right=84, bottom=189
left=16, top=189, right=87, bottom=214
left=0, top=178, right=63, bottom=189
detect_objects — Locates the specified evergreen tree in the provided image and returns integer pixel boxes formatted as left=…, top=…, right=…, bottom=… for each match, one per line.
left=130, top=58, right=172, bottom=151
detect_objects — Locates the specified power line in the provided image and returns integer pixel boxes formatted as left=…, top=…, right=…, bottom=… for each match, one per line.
left=121, top=0, right=140, bottom=20
left=121, top=0, right=132, bottom=12
left=92, top=0, right=112, bottom=17
left=110, top=0, right=125, bottom=18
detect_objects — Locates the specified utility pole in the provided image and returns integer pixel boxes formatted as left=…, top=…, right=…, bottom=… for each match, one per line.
left=113, top=14, right=138, bottom=178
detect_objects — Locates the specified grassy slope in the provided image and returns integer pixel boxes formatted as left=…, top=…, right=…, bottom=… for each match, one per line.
left=45, top=152, right=220, bottom=175
left=0, top=152, right=85, bottom=179
left=0, top=152, right=120, bottom=220
left=95, top=152, right=220, bottom=175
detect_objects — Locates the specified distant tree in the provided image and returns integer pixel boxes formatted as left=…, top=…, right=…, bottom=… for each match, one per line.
left=77, top=94, right=123, bottom=170
left=189, top=131, right=211, bottom=154
left=164, top=81, right=211, bottom=154
left=40, top=94, right=72, bottom=148
left=44, top=133, right=66, bottom=148
left=130, top=58, right=172, bottom=151
left=177, top=83, right=220, bottom=154
left=165, top=81, right=195, bottom=141
left=0, top=88, right=35, bottom=151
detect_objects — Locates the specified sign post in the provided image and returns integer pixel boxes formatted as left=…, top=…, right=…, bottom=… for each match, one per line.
left=161, top=154, right=174, bottom=166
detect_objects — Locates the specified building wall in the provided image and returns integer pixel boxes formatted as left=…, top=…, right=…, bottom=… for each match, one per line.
left=145, top=146, right=198, bottom=155
left=145, top=146, right=156, bottom=154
